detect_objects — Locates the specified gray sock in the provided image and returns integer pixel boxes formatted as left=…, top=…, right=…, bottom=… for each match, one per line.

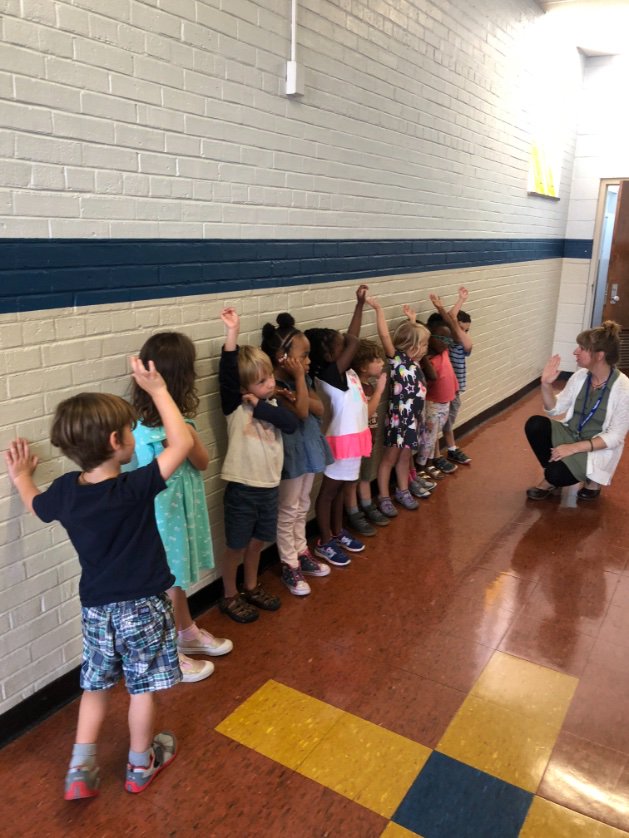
left=346, top=506, right=359, bottom=515
left=359, top=499, right=372, bottom=509
left=128, top=746, right=152, bottom=768
left=70, top=742, right=97, bottom=769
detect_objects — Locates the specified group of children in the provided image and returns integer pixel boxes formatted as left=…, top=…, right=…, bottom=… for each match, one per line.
left=3, top=284, right=472, bottom=801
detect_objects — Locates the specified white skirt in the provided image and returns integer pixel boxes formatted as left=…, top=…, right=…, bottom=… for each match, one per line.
left=324, top=456, right=361, bottom=481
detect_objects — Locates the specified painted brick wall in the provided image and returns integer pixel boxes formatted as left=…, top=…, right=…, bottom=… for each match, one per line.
left=0, top=0, right=585, bottom=715
left=553, top=55, right=629, bottom=369
left=0, top=0, right=580, bottom=240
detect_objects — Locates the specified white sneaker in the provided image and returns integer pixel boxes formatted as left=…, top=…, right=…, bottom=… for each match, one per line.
left=178, top=653, right=214, bottom=683
left=178, top=627, right=233, bottom=657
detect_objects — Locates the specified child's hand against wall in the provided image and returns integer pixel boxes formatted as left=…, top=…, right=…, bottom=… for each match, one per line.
left=4, top=438, right=39, bottom=483
left=458, top=286, right=469, bottom=304
left=429, top=293, right=446, bottom=313
left=356, top=284, right=369, bottom=304
left=365, top=295, right=380, bottom=310
left=221, top=307, right=239, bottom=332
left=403, top=304, right=417, bottom=322
left=130, top=357, right=167, bottom=397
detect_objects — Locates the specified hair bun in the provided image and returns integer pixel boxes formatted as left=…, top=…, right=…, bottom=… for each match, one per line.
left=276, top=312, right=295, bottom=329
left=601, top=320, right=621, bottom=338
left=261, top=322, right=276, bottom=339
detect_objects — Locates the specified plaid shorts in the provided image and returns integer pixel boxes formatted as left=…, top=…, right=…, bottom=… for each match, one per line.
left=80, top=593, right=181, bottom=695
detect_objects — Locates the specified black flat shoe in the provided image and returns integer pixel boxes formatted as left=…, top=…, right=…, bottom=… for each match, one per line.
left=526, top=485, right=557, bottom=500
left=577, top=486, right=601, bottom=500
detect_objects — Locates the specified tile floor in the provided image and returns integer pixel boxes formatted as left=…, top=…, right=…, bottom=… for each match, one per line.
left=2, top=389, right=629, bottom=836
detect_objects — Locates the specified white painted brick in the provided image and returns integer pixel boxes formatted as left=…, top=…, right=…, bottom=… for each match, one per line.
left=45, top=54, right=109, bottom=92
left=82, top=143, right=138, bottom=172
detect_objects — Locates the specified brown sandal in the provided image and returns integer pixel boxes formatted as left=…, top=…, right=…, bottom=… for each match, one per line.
left=219, top=594, right=259, bottom=623
left=241, top=583, right=281, bottom=612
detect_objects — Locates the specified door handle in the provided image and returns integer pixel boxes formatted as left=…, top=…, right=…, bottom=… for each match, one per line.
left=610, top=283, right=620, bottom=304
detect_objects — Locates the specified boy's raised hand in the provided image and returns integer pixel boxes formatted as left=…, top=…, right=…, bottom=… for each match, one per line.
left=429, top=293, right=446, bottom=313
left=356, top=284, right=369, bottom=304
left=130, top=356, right=167, bottom=396
left=4, top=438, right=38, bottom=484
left=220, top=307, right=239, bottom=331
left=458, top=286, right=469, bottom=303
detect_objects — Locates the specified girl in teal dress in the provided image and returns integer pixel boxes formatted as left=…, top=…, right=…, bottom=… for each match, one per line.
left=131, top=332, right=233, bottom=684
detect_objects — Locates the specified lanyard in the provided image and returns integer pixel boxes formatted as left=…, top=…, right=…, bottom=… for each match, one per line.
left=577, top=373, right=609, bottom=436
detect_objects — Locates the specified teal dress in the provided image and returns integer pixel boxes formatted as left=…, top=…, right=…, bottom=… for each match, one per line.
left=130, top=419, right=215, bottom=589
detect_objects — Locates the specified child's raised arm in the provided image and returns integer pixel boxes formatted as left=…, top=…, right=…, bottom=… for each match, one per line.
left=130, top=357, right=193, bottom=481
left=221, top=307, right=240, bottom=352
left=4, top=438, right=40, bottom=513
left=365, top=296, right=395, bottom=357
left=336, top=284, right=368, bottom=374
left=432, top=291, right=473, bottom=352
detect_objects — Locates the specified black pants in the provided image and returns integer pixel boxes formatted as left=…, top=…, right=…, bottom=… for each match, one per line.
left=524, top=415, right=578, bottom=488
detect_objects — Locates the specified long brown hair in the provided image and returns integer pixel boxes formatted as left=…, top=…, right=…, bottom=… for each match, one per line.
left=132, top=332, right=199, bottom=426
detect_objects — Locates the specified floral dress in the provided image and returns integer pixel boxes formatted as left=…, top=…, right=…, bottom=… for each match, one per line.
left=384, top=350, right=427, bottom=449
left=131, top=419, right=215, bottom=590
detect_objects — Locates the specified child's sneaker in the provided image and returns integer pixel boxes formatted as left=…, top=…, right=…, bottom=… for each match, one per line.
left=424, top=464, right=446, bottom=480
left=178, top=653, right=214, bottom=683
left=281, top=564, right=311, bottom=596
left=415, top=472, right=438, bottom=490
left=315, top=538, right=351, bottom=567
left=178, top=627, right=233, bottom=657
left=335, top=529, right=365, bottom=553
left=125, top=732, right=177, bottom=794
left=242, top=583, right=281, bottom=611
left=346, top=510, right=376, bottom=536
left=433, top=456, right=458, bottom=474
left=377, top=496, right=398, bottom=518
left=394, top=489, right=419, bottom=510
left=299, top=549, right=331, bottom=576
left=362, top=502, right=390, bottom=526
left=448, top=448, right=471, bottom=465
left=64, top=765, right=100, bottom=800
left=409, top=479, right=431, bottom=499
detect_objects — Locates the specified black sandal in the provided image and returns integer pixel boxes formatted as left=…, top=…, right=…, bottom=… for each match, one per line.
left=219, top=594, right=259, bottom=623
left=577, top=486, right=601, bottom=500
left=526, top=485, right=557, bottom=500
left=242, top=583, right=281, bottom=612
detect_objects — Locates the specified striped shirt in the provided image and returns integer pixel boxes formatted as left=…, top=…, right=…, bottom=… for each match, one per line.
left=449, top=343, right=470, bottom=392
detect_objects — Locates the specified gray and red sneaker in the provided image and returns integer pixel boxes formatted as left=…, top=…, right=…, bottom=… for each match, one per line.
left=125, top=732, right=177, bottom=794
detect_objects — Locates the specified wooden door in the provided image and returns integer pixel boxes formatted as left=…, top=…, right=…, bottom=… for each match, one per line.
left=603, top=180, right=629, bottom=370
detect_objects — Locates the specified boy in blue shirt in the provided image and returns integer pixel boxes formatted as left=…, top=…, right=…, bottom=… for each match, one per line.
left=4, top=357, right=193, bottom=800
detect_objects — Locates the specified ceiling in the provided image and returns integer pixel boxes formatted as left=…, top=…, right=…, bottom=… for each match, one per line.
left=537, top=0, right=629, bottom=56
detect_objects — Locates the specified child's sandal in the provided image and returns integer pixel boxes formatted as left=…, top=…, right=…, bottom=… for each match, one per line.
left=242, top=583, right=281, bottom=612
left=219, top=594, right=259, bottom=623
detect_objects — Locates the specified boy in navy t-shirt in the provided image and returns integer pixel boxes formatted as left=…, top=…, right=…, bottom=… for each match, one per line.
left=4, top=357, right=193, bottom=800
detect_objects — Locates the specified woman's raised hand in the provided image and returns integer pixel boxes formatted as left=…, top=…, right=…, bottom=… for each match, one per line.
left=541, top=354, right=561, bottom=385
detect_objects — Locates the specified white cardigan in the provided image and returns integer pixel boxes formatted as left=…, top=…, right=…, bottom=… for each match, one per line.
left=545, top=368, right=629, bottom=485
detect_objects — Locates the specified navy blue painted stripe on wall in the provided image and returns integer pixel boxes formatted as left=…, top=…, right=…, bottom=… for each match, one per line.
left=0, top=238, right=592, bottom=314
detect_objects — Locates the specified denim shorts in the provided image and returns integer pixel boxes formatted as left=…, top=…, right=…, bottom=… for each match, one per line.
left=444, top=391, right=462, bottom=432
left=80, top=593, right=181, bottom=695
left=224, top=482, right=278, bottom=550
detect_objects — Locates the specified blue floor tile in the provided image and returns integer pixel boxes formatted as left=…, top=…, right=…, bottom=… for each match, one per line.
left=392, top=752, right=533, bottom=838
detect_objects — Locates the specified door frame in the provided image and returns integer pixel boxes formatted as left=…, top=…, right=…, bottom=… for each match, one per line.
left=585, top=177, right=625, bottom=329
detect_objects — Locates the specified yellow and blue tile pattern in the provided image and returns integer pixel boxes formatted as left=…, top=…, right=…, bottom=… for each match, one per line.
left=216, top=651, right=627, bottom=837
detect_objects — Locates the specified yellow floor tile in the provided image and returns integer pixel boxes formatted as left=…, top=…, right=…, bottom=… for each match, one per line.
left=437, top=695, right=560, bottom=793
left=298, top=712, right=432, bottom=818
left=471, top=652, right=577, bottom=728
left=215, top=679, right=343, bottom=770
left=380, top=822, right=424, bottom=838
left=520, top=796, right=629, bottom=837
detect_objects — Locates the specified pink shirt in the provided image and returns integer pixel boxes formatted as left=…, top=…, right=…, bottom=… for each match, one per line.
left=426, top=351, right=459, bottom=403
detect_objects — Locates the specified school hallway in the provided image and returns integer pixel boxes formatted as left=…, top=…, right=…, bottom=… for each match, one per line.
left=2, top=387, right=629, bottom=838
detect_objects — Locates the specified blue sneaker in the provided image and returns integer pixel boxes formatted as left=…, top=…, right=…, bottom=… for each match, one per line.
left=314, top=538, right=351, bottom=567
left=334, top=529, right=365, bottom=553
